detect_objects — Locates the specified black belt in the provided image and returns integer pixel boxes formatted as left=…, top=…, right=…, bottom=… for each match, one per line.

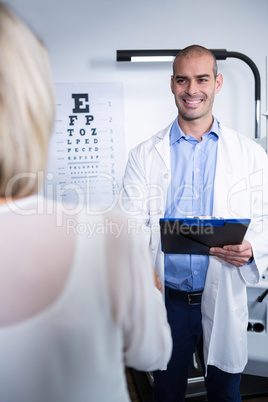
left=166, top=287, right=203, bottom=305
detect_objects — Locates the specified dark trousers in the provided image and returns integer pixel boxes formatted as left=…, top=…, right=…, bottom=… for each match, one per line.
left=153, top=287, right=242, bottom=402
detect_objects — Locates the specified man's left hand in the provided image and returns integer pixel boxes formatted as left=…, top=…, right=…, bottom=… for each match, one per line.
left=209, top=240, right=253, bottom=267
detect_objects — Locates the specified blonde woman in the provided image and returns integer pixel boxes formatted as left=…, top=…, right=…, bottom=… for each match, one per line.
left=0, top=4, right=172, bottom=402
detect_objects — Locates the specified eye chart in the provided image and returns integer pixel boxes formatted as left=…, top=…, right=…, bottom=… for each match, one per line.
left=45, top=82, right=125, bottom=208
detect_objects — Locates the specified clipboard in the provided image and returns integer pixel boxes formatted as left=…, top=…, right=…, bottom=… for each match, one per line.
left=160, top=217, right=250, bottom=255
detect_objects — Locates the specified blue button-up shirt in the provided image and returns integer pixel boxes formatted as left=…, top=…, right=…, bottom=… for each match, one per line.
left=164, top=117, right=220, bottom=291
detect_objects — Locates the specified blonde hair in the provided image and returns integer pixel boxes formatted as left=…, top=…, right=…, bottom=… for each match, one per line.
left=0, top=3, right=55, bottom=198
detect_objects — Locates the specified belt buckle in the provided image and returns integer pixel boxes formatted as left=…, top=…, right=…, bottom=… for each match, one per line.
left=188, top=293, right=201, bottom=305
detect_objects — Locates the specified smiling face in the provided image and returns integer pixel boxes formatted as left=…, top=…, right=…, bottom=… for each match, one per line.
left=171, top=53, right=223, bottom=126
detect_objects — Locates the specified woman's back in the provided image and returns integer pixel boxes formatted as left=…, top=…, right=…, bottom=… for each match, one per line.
left=0, top=196, right=172, bottom=402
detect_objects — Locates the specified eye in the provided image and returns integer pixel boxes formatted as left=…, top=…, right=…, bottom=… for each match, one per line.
left=176, top=78, right=185, bottom=84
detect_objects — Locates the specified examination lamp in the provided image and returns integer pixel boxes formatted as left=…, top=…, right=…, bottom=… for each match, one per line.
left=117, top=49, right=261, bottom=139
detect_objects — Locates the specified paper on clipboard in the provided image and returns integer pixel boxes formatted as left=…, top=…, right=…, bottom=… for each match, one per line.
left=160, top=217, right=250, bottom=255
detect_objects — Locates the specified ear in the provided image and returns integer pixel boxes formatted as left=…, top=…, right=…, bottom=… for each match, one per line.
left=215, top=73, right=223, bottom=94
left=170, top=75, right=174, bottom=94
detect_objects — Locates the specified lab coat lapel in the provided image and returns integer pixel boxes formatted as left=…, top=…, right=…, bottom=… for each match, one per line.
left=154, top=125, right=171, bottom=171
left=203, top=125, right=237, bottom=325
left=212, top=124, right=236, bottom=218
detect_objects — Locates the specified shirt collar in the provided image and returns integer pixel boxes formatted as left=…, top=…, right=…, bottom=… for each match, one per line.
left=170, top=116, right=220, bottom=145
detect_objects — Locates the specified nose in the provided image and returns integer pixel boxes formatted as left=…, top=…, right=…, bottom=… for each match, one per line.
left=185, top=80, right=197, bottom=95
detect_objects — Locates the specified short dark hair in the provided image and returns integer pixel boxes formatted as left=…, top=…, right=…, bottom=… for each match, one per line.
left=173, top=45, right=218, bottom=78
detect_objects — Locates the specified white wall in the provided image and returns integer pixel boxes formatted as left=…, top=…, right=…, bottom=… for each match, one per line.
left=8, top=0, right=268, bottom=154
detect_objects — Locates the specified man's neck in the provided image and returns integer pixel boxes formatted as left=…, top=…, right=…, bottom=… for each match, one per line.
left=178, top=115, right=213, bottom=142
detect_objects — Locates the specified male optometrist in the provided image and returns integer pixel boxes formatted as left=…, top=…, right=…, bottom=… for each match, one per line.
left=121, top=45, right=268, bottom=401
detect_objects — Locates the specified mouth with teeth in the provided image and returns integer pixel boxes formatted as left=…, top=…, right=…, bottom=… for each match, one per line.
left=185, top=99, right=202, bottom=104
left=183, top=98, right=203, bottom=106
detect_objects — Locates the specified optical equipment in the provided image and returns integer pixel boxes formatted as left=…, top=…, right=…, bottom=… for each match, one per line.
left=247, top=322, right=265, bottom=333
left=117, top=49, right=261, bottom=139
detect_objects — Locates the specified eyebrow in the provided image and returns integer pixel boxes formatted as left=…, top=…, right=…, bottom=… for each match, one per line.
left=175, top=74, right=211, bottom=80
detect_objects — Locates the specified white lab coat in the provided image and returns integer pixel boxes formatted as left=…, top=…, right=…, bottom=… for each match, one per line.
left=122, top=120, right=268, bottom=374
